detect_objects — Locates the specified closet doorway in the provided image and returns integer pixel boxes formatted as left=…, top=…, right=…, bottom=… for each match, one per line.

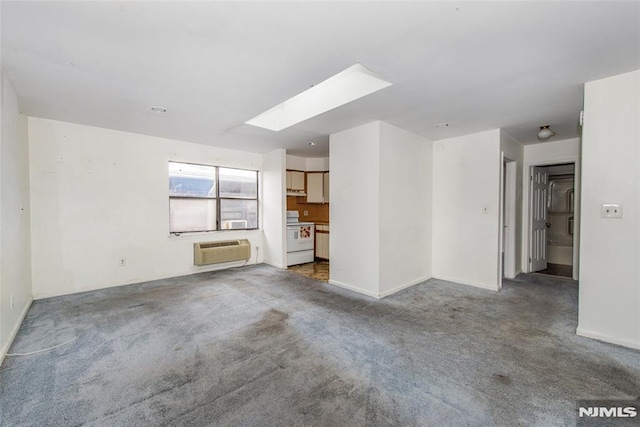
left=529, top=163, right=576, bottom=278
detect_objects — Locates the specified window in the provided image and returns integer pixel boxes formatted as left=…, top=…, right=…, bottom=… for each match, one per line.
left=169, top=162, right=258, bottom=233
left=218, top=167, right=258, bottom=230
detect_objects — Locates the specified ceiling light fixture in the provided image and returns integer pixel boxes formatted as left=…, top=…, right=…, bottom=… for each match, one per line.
left=537, top=125, right=556, bottom=140
left=245, top=63, right=392, bottom=131
left=151, top=106, right=167, bottom=113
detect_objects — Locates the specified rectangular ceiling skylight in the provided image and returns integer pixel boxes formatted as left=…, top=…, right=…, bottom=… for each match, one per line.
left=245, top=63, right=392, bottom=131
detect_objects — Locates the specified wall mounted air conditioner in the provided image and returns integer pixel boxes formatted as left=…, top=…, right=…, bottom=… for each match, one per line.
left=194, top=239, right=251, bottom=265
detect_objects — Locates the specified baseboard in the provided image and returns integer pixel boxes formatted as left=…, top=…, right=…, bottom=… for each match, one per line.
left=33, top=261, right=266, bottom=300
left=503, top=269, right=522, bottom=280
left=0, top=296, right=33, bottom=365
left=327, top=279, right=379, bottom=299
left=263, top=259, right=286, bottom=269
left=576, top=327, right=640, bottom=351
left=378, top=276, right=431, bottom=298
left=328, top=276, right=431, bottom=299
left=431, top=274, right=499, bottom=291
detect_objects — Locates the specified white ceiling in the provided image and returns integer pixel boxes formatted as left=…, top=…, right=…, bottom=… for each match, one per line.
left=2, top=1, right=639, bottom=157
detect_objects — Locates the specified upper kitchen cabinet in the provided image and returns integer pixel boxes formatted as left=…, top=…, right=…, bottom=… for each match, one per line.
left=291, top=171, right=305, bottom=191
left=307, top=171, right=329, bottom=204
left=286, top=170, right=305, bottom=192
left=323, top=172, right=329, bottom=203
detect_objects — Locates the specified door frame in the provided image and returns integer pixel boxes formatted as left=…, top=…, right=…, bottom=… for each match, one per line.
left=501, top=158, right=518, bottom=280
left=523, top=159, right=580, bottom=280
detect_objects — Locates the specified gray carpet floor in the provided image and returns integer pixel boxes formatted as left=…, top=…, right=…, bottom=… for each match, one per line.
left=1, top=265, right=639, bottom=426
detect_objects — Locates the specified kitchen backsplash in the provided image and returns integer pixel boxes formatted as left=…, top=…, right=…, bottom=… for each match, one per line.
left=286, top=197, right=329, bottom=223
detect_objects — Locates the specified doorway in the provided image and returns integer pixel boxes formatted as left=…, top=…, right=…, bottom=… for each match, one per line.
left=528, top=163, right=576, bottom=278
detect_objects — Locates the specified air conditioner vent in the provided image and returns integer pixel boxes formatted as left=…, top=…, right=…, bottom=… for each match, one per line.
left=194, top=239, right=250, bottom=265
left=199, top=241, right=240, bottom=249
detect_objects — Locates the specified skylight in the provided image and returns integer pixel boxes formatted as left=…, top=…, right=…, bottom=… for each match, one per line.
left=245, top=63, right=392, bottom=131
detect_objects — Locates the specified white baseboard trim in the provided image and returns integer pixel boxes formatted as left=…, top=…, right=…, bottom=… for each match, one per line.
left=263, top=260, right=286, bottom=269
left=576, top=327, right=640, bottom=351
left=328, top=276, right=431, bottom=299
left=378, top=276, right=431, bottom=298
left=504, top=269, right=523, bottom=280
left=33, top=262, right=268, bottom=300
left=431, top=274, right=499, bottom=291
left=327, top=279, right=379, bottom=299
left=0, top=296, right=33, bottom=365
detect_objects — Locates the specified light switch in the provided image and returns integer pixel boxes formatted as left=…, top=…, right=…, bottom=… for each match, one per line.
left=601, top=204, right=623, bottom=219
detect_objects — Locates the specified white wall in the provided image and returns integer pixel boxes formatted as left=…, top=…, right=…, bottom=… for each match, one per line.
left=285, top=155, right=306, bottom=171
left=29, top=118, right=265, bottom=299
left=577, top=70, right=640, bottom=349
left=329, top=122, right=381, bottom=297
left=378, top=122, right=432, bottom=296
left=1, top=73, right=32, bottom=361
left=262, top=149, right=287, bottom=268
left=285, top=155, right=329, bottom=172
left=329, top=121, right=432, bottom=298
left=305, top=157, right=330, bottom=172
left=522, top=138, right=581, bottom=277
left=432, top=129, right=502, bottom=290
left=524, top=138, right=580, bottom=165
left=500, top=130, right=524, bottom=277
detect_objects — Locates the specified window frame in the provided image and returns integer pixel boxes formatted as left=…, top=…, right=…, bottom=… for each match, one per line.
left=169, top=161, right=259, bottom=234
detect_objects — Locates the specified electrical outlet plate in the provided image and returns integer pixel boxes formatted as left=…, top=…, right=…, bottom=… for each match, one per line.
left=601, top=204, right=623, bottom=219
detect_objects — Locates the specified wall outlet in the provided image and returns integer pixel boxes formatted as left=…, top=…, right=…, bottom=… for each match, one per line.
left=601, top=204, right=623, bottom=219
left=303, top=210, right=309, bottom=216
left=119, top=257, right=127, bottom=267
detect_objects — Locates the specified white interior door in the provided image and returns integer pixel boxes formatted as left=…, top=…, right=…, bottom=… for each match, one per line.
left=530, top=166, right=549, bottom=272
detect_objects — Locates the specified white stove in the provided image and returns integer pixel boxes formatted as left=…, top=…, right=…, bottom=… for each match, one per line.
left=286, top=211, right=315, bottom=266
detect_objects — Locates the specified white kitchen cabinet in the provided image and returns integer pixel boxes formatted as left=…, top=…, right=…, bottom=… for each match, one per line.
left=306, top=172, right=324, bottom=203
left=307, top=171, right=330, bottom=204
left=322, top=172, right=329, bottom=203
left=291, top=171, right=305, bottom=191
left=315, top=224, right=330, bottom=259
left=286, top=171, right=292, bottom=189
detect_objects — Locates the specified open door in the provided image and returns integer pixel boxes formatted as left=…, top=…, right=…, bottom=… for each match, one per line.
left=530, top=166, right=549, bottom=272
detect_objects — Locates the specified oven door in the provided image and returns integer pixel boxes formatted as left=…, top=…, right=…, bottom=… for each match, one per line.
left=287, top=224, right=314, bottom=252
left=286, top=225, right=300, bottom=250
